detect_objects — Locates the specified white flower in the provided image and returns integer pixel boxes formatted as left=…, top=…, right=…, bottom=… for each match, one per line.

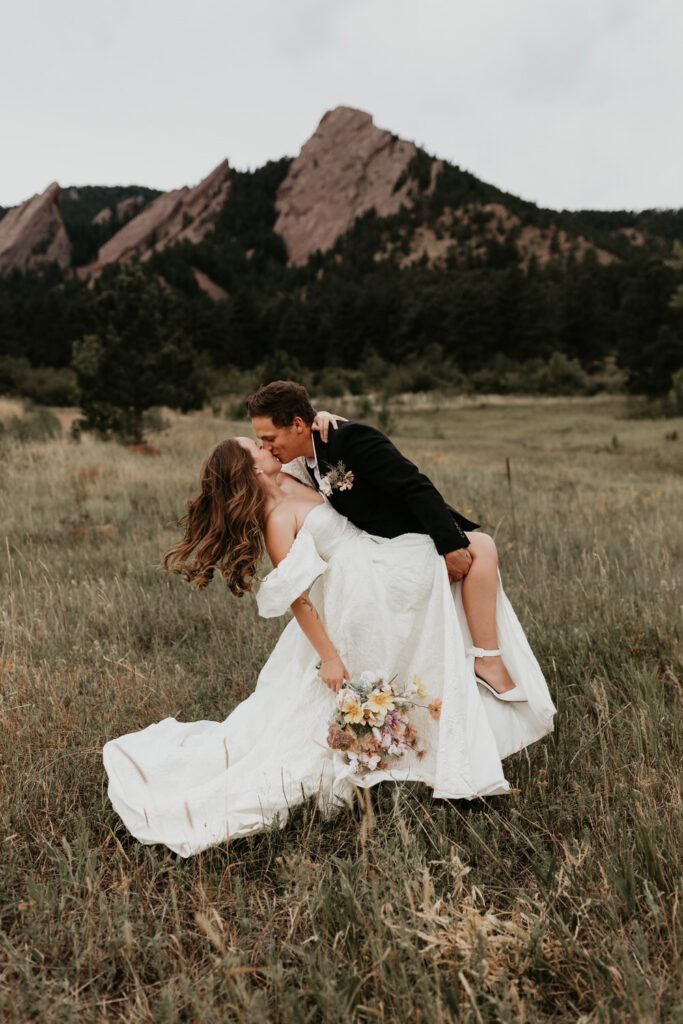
left=320, top=477, right=332, bottom=497
left=365, top=754, right=381, bottom=770
left=337, top=687, right=358, bottom=708
left=360, top=670, right=379, bottom=686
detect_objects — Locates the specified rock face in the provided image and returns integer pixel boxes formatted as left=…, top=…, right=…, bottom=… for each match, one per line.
left=89, top=160, right=231, bottom=274
left=92, top=195, right=146, bottom=226
left=0, top=182, right=71, bottom=275
left=274, top=106, right=419, bottom=265
left=192, top=267, right=228, bottom=300
left=92, top=206, right=113, bottom=226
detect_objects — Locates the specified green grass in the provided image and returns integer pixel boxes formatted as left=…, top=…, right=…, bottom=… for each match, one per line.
left=1, top=396, right=681, bottom=1022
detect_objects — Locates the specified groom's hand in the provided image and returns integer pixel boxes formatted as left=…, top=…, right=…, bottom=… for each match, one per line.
left=444, top=548, right=472, bottom=582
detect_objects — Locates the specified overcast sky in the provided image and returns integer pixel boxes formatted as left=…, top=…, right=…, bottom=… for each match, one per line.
left=2, top=0, right=681, bottom=212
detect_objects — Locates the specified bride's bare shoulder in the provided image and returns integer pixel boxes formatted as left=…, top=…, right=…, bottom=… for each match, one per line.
left=264, top=502, right=298, bottom=566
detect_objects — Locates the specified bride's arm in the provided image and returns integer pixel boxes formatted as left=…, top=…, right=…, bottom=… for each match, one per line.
left=312, top=410, right=348, bottom=443
left=264, top=509, right=350, bottom=693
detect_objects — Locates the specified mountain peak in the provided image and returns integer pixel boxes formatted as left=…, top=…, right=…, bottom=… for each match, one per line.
left=87, top=159, right=232, bottom=276
left=274, top=106, right=420, bottom=265
left=0, top=181, right=71, bottom=275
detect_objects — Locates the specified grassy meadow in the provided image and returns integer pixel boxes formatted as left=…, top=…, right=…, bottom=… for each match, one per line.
left=0, top=394, right=681, bottom=1023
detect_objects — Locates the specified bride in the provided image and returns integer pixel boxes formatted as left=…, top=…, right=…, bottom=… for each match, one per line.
left=103, top=435, right=556, bottom=858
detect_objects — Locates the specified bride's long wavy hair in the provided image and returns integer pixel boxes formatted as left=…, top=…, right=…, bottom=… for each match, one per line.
left=162, top=439, right=266, bottom=596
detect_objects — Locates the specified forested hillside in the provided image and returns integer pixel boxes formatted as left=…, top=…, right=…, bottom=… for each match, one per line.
left=0, top=109, right=682, bottom=404
left=60, top=185, right=162, bottom=265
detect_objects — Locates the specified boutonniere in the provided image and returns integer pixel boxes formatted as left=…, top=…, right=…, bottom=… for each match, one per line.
left=319, top=460, right=354, bottom=497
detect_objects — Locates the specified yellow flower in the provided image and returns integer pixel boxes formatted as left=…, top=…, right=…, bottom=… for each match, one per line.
left=339, top=690, right=364, bottom=724
left=343, top=706, right=365, bottom=725
left=413, top=675, right=426, bottom=699
left=365, top=690, right=396, bottom=715
left=339, top=690, right=359, bottom=713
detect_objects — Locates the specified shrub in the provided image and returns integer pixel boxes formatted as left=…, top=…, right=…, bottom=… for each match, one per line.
left=315, top=368, right=347, bottom=398
left=666, top=366, right=683, bottom=415
left=535, top=352, right=588, bottom=395
left=0, top=404, right=62, bottom=444
left=0, top=357, right=78, bottom=405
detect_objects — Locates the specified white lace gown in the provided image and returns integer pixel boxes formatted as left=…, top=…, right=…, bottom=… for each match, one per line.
left=103, top=502, right=556, bottom=858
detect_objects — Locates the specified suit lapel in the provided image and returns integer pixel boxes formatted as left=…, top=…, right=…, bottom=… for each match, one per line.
left=313, top=431, right=337, bottom=498
left=312, top=432, right=325, bottom=475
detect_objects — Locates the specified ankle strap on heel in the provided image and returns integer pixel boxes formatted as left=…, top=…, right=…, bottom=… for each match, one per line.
left=467, top=647, right=501, bottom=658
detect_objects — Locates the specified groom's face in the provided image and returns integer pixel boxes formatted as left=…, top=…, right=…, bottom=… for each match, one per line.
left=251, top=415, right=313, bottom=463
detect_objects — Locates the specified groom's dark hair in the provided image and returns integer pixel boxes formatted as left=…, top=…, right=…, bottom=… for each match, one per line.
left=246, top=380, right=316, bottom=426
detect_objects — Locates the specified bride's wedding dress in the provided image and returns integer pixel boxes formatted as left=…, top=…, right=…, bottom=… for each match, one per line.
left=103, top=502, right=555, bottom=858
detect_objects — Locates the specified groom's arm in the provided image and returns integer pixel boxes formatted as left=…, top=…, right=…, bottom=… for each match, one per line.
left=338, top=423, right=470, bottom=554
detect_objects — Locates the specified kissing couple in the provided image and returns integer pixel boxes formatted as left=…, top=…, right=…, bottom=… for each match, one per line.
left=103, top=380, right=556, bottom=858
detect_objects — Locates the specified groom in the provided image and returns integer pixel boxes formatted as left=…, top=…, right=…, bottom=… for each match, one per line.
left=247, top=380, right=478, bottom=582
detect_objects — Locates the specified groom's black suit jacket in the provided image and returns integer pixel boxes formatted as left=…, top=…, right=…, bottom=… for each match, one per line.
left=310, top=420, right=478, bottom=554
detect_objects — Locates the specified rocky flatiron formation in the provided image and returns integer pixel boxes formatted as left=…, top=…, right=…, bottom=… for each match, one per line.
left=91, top=195, right=146, bottom=226
left=2, top=106, right=665, bottom=285
left=272, top=106, right=614, bottom=269
left=274, top=106, right=428, bottom=266
left=84, top=160, right=231, bottom=276
left=191, top=267, right=228, bottom=300
left=0, top=182, right=71, bottom=275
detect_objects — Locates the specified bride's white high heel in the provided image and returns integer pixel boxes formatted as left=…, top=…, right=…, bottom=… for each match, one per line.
left=467, top=647, right=528, bottom=703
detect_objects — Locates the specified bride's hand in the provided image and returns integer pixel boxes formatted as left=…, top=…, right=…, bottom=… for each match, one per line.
left=312, top=411, right=348, bottom=443
left=319, top=655, right=350, bottom=693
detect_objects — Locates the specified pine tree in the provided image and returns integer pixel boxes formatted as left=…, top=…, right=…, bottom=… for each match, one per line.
left=72, top=264, right=206, bottom=443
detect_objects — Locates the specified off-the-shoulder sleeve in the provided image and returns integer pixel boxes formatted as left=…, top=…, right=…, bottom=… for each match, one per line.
left=255, top=529, right=328, bottom=618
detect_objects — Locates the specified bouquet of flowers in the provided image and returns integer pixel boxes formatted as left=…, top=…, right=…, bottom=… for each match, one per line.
left=326, top=669, right=442, bottom=775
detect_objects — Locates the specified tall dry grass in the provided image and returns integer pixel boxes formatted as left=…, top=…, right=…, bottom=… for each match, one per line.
left=0, top=396, right=681, bottom=1022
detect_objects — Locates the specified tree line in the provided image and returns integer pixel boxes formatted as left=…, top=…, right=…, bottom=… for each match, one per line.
left=0, top=158, right=682, bottom=437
